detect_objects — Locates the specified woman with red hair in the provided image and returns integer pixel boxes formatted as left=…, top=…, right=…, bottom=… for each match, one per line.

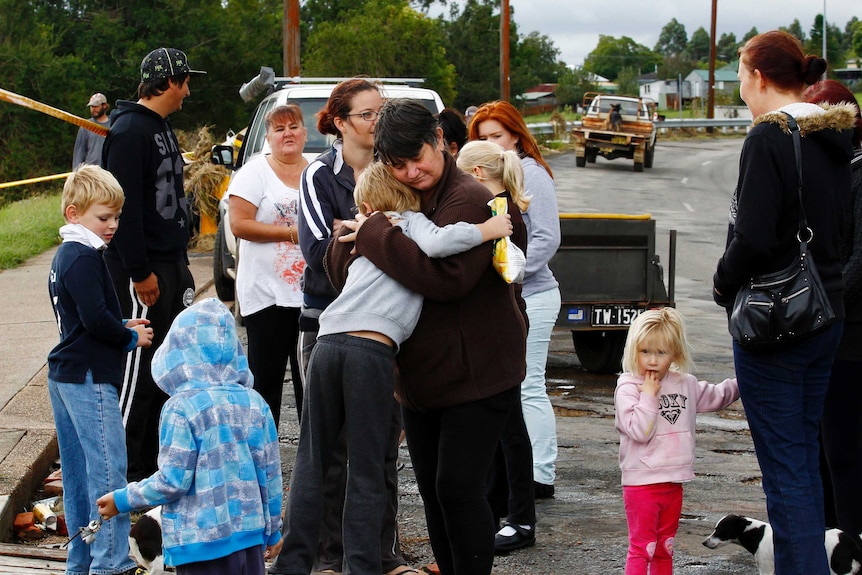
left=469, top=100, right=561, bottom=553
left=804, top=79, right=862, bottom=538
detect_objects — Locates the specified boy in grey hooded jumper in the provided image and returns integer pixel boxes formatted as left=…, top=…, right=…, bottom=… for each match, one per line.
left=98, top=298, right=283, bottom=574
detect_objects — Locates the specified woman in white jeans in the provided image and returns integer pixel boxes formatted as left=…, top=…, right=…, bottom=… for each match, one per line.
left=468, top=100, right=561, bottom=551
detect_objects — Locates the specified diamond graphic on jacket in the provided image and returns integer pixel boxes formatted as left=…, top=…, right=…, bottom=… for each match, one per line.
left=662, top=409, right=681, bottom=424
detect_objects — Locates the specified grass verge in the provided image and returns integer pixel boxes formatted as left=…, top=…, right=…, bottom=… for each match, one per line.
left=0, top=193, right=62, bottom=270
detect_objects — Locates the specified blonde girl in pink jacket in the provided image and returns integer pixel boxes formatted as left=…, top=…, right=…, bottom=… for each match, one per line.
left=614, top=307, right=739, bottom=575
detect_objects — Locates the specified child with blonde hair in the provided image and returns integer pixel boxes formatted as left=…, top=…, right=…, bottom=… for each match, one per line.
left=458, top=139, right=563, bottom=552
left=615, top=307, right=738, bottom=575
left=456, top=140, right=530, bottom=212
left=276, top=161, right=513, bottom=575
left=98, top=298, right=283, bottom=575
left=48, top=165, right=153, bottom=575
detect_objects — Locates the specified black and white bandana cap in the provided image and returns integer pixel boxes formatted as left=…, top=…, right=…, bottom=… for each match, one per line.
left=140, top=47, right=206, bottom=82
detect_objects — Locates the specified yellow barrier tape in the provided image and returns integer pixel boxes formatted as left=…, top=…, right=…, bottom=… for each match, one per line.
left=0, top=172, right=72, bottom=190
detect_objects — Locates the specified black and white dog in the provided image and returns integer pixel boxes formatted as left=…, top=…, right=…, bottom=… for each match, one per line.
left=702, top=514, right=862, bottom=575
left=128, top=506, right=166, bottom=575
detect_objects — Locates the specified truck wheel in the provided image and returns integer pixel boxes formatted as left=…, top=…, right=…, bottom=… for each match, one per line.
left=634, top=161, right=644, bottom=173
left=572, top=330, right=627, bottom=374
left=576, top=155, right=586, bottom=167
left=586, top=153, right=597, bottom=163
left=644, top=145, right=655, bottom=168
left=213, top=220, right=236, bottom=301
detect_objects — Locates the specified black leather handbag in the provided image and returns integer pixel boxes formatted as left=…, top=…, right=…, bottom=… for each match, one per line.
left=729, top=113, right=835, bottom=348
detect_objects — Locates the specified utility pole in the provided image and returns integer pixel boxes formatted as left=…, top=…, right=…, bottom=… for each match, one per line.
left=822, top=0, right=827, bottom=79
left=500, top=0, right=510, bottom=102
left=284, top=0, right=300, bottom=77
left=707, top=0, right=717, bottom=128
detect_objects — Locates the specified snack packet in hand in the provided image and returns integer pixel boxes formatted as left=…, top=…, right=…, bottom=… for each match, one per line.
left=488, top=196, right=525, bottom=284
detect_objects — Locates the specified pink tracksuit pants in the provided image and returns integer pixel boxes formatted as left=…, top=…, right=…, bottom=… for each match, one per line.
left=623, top=482, right=684, bottom=575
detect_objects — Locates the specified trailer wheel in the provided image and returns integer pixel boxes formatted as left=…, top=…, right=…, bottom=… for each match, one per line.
left=633, top=161, right=644, bottom=172
left=572, top=330, right=627, bottom=374
left=576, top=155, right=586, bottom=167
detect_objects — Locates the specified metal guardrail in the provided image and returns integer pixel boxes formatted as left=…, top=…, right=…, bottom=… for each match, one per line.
left=657, top=117, right=752, bottom=129
left=527, top=117, right=752, bottom=137
left=527, top=122, right=571, bottom=136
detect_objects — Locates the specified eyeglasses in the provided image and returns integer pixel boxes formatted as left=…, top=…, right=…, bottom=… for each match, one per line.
left=347, top=110, right=381, bottom=122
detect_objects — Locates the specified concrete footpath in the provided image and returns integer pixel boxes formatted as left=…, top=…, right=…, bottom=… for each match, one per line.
left=0, top=247, right=215, bottom=539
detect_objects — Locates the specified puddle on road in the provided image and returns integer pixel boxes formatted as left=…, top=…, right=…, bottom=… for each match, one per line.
left=553, top=406, right=596, bottom=417
left=546, top=365, right=617, bottom=409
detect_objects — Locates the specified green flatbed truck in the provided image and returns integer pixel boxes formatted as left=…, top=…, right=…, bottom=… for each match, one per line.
left=548, top=213, right=676, bottom=373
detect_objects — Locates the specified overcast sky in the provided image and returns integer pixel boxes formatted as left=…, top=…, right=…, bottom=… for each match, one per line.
left=500, top=0, right=858, bottom=66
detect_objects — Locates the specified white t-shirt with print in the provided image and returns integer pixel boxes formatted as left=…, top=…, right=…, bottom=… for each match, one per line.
left=227, top=153, right=305, bottom=316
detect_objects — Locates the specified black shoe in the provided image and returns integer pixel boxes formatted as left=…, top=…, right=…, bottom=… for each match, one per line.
left=534, top=481, right=555, bottom=499
left=494, top=523, right=536, bottom=554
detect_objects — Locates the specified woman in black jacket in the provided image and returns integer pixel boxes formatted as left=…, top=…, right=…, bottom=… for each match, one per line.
left=803, top=79, right=862, bottom=537
left=713, top=31, right=855, bottom=575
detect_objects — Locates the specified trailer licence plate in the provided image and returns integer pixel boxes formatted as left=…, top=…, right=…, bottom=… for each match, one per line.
left=591, top=306, right=643, bottom=326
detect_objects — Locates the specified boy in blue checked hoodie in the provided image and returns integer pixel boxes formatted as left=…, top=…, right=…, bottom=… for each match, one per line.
left=98, top=298, right=283, bottom=575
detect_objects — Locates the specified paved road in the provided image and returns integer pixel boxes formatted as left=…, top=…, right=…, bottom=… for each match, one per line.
left=257, top=138, right=770, bottom=574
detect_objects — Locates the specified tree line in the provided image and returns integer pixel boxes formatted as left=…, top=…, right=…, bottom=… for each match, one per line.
left=1, top=0, right=859, bottom=204
left=579, top=15, right=860, bottom=98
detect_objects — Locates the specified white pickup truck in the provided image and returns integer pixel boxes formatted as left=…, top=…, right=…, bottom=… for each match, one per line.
left=572, top=92, right=658, bottom=172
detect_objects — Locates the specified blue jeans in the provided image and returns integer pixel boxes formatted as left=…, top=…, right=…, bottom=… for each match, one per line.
left=48, top=373, right=135, bottom=575
left=733, top=321, right=842, bottom=575
left=522, top=287, right=560, bottom=485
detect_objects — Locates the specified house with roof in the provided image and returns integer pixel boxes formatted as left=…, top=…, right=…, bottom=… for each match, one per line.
left=520, top=83, right=558, bottom=113
left=685, top=67, right=740, bottom=100
left=836, top=58, right=862, bottom=83
left=639, top=78, right=691, bottom=111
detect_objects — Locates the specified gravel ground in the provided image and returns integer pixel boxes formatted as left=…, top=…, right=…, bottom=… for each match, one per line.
left=272, top=331, right=767, bottom=575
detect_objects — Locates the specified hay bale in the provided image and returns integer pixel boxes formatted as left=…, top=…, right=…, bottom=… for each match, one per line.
left=180, top=126, right=230, bottom=223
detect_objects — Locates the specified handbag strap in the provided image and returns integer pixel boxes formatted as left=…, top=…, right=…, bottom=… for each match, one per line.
left=782, top=112, right=810, bottom=240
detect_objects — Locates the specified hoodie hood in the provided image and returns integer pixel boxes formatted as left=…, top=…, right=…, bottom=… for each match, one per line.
left=152, top=298, right=253, bottom=396
left=754, top=102, right=857, bottom=161
left=616, top=372, right=645, bottom=387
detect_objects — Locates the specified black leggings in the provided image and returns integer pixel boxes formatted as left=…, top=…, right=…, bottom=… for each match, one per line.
left=820, top=357, right=862, bottom=534
left=244, top=305, right=301, bottom=427
left=403, top=386, right=519, bottom=575
left=487, top=397, right=536, bottom=526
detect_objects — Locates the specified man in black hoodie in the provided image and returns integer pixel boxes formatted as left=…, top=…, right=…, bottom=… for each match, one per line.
left=102, top=47, right=206, bottom=482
